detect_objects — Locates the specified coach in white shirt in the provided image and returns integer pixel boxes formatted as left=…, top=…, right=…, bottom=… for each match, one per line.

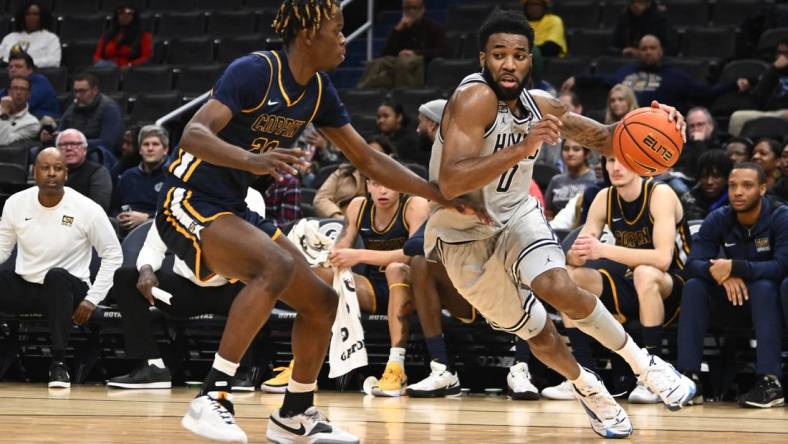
left=0, top=147, right=122, bottom=388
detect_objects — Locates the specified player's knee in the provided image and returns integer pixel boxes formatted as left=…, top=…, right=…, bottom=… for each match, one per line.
left=532, top=268, right=586, bottom=312
left=248, top=251, right=296, bottom=296
left=510, top=300, right=547, bottom=341
left=385, top=262, right=409, bottom=282
left=748, top=280, right=779, bottom=303
left=633, top=265, right=661, bottom=292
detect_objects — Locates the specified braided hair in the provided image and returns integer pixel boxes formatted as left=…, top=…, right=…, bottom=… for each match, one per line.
left=272, top=0, right=339, bottom=47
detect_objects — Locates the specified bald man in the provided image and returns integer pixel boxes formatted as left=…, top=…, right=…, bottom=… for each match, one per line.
left=0, top=147, right=122, bottom=388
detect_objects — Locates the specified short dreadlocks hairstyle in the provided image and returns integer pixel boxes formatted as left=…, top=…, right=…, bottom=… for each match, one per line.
left=272, top=0, right=339, bottom=47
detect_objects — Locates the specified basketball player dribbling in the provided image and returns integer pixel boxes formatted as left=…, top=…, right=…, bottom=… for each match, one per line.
left=426, top=9, right=696, bottom=438
left=157, top=1, right=476, bottom=443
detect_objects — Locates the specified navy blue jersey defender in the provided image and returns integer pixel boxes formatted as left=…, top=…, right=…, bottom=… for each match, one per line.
left=156, top=49, right=350, bottom=281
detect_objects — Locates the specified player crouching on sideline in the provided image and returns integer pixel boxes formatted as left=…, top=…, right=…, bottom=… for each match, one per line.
left=542, top=156, right=691, bottom=403
left=677, top=162, right=787, bottom=408
left=0, top=147, right=122, bottom=388
left=327, top=178, right=428, bottom=396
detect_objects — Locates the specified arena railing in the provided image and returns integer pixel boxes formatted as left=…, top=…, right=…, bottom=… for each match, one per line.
left=156, top=0, right=375, bottom=132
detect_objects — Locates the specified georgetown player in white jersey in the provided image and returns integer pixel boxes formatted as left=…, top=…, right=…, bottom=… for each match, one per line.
left=425, top=8, right=696, bottom=438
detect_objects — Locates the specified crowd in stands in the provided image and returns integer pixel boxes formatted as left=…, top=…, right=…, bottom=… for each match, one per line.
left=0, top=0, right=786, bottom=410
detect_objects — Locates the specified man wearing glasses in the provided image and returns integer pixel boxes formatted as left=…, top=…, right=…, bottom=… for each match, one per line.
left=0, top=75, right=40, bottom=145
left=56, top=128, right=113, bottom=213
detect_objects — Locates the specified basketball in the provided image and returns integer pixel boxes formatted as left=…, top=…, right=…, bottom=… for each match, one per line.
left=612, top=107, right=684, bottom=176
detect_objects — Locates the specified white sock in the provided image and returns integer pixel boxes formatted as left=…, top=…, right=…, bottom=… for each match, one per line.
left=388, top=347, right=406, bottom=367
left=570, top=365, right=599, bottom=388
left=287, top=378, right=317, bottom=393
left=147, top=358, right=165, bottom=369
left=212, top=353, right=239, bottom=377
left=615, top=334, right=650, bottom=375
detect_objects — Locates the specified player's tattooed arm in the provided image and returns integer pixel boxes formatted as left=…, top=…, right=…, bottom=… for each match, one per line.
left=532, top=93, right=616, bottom=157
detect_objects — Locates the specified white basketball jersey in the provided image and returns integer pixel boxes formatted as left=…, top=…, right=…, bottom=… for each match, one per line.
left=427, top=73, right=545, bottom=244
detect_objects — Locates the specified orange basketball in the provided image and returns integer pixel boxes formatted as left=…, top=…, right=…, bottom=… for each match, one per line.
left=612, top=107, right=684, bottom=176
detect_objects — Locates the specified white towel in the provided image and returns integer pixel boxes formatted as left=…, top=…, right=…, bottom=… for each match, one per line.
left=286, top=218, right=334, bottom=266
left=328, top=267, right=367, bottom=378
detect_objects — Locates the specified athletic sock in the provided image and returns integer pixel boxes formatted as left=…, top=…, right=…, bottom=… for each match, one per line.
left=280, top=379, right=317, bottom=418
left=425, top=335, right=450, bottom=369
left=641, top=326, right=663, bottom=357
left=388, top=347, right=406, bottom=367
left=147, top=358, right=165, bottom=369
left=615, top=334, right=650, bottom=376
left=570, top=365, right=599, bottom=389
left=566, top=328, right=597, bottom=372
left=199, top=354, right=238, bottom=396
left=514, top=338, right=530, bottom=364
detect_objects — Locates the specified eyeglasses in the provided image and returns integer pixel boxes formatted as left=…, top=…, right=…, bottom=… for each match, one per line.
left=73, top=88, right=90, bottom=94
left=57, top=142, right=85, bottom=149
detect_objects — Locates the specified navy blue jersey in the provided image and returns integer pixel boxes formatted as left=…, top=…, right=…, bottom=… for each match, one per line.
left=166, top=50, right=350, bottom=208
left=356, top=194, right=413, bottom=280
left=605, top=177, right=691, bottom=273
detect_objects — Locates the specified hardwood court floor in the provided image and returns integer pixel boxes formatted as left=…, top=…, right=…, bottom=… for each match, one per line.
left=0, top=383, right=786, bottom=443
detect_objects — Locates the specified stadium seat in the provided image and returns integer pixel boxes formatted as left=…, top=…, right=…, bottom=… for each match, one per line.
left=129, top=92, right=182, bottom=123
left=156, top=11, right=206, bottom=40
left=350, top=114, right=378, bottom=139
left=215, top=34, right=267, bottom=64
left=661, top=0, right=710, bottom=28
left=0, top=141, right=31, bottom=187
left=101, top=0, right=146, bottom=13
left=38, top=66, right=68, bottom=94
left=61, top=40, right=97, bottom=71
left=740, top=117, right=788, bottom=141
left=533, top=163, right=560, bottom=192
left=718, top=59, right=769, bottom=83
left=552, top=1, right=600, bottom=29
left=663, top=57, right=709, bottom=82
left=245, top=0, right=276, bottom=9
left=147, top=0, right=196, bottom=12
left=404, top=162, right=428, bottom=180
left=600, top=0, right=628, bottom=27
left=121, top=220, right=152, bottom=269
left=389, top=87, right=443, bottom=121
left=0, top=70, right=8, bottom=89
left=259, top=10, right=278, bottom=38
left=338, top=89, right=386, bottom=117
left=174, top=64, right=225, bottom=98
left=165, top=36, right=216, bottom=65
left=447, top=4, right=493, bottom=34
left=568, top=28, right=613, bottom=57
left=711, top=0, right=758, bottom=26
left=84, top=66, right=121, bottom=92
left=425, top=58, right=479, bottom=92
left=445, top=31, right=466, bottom=59
left=57, top=0, right=101, bottom=14
left=594, top=55, right=631, bottom=75
left=312, top=164, right=340, bottom=190
left=122, top=65, right=174, bottom=94
left=206, top=11, right=257, bottom=38
left=300, top=188, right=316, bottom=206
left=195, top=0, right=244, bottom=11
left=7, top=0, right=51, bottom=13
left=681, top=27, right=736, bottom=59
left=0, top=16, right=10, bottom=36
left=542, top=57, right=590, bottom=89
left=57, top=13, right=107, bottom=42
left=575, top=83, right=609, bottom=113
left=757, top=27, right=788, bottom=58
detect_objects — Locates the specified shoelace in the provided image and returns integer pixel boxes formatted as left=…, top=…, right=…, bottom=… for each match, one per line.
left=304, top=408, right=329, bottom=424
left=209, top=399, right=236, bottom=425
left=577, top=385, right=620, bottom=420
left=644, top=363, right=676, bottom=397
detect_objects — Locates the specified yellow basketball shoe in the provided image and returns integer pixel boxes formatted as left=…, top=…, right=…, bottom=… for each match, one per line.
left=261, top=360, right=293, bottom=394
left=372, top=362, right=407, bottom=397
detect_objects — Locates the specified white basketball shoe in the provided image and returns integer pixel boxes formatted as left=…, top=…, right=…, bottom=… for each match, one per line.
left=181, top=391, right=248, bottom=443
left=639, top=354, right=696, bottom=410
left=406, top=361, right=462, bottom=398
left=267, top=406, right=359, bottom=444
left=573, top=371, right=633, bottom=439
left=628, top=381, right=660, bottom=404
left=507, top=362, right=540, bottom=400
left=540, top=380, right=576, bottom=400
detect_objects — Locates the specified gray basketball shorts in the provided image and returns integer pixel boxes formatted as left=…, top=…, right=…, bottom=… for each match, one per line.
left=433, top=201, right=564, bottom=338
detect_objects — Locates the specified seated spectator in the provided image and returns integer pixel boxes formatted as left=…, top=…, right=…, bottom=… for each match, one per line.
left=107, top=189, right=267, bottom=391
left=667, top=106, right=727, bottom=194
left=550, top=157, right=690, bottom=403
left=0, top=76, right=40, bottom=145
left=0, top=147, right=122, bottom=388
left=680, top=150, right=733, bottom=221
left=605, top=83, right=638, bottom=124
left=559, top=90, right=582, bottom=115
left=110, top=125, right=169, bottom=235
left=375, top=100, right=419, bottom=163
left=110, top=125, right=141, bottom=184
left=330, top=181, right=429, bottom=397
left=59, top=73, right=124, bottom=160
left=358, top=0, right=446, bottom=88
left=544, top=139, right=595, bottom=219
left=564, top=35, right=748, bottom=113
left=678, top=163, right=787, bottom=408
left=724, top=136, right=754, bottom=165
left=537, top=91, right=584, bottom=169
left=0, top=1, right=60, bottom=68
left=751, top=138, right=782, bottom=189
left=728, top=40, right=788, bottom=137
left=93, top=3, right=153, bottom=68
left=56, top=129, right=113, bottom=213
left=522, top=0, right=567, bottom=57
left=0, top=48, right=59, bottom=119
left=314, top=135, right=393, bottom=219
left=263, top=174, right=301, bottom=227
left=769, top=143, right=788, bottom=203
left=609, top=0, right=677, bottom=56
left=413, top=98, right=445, bottom=167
